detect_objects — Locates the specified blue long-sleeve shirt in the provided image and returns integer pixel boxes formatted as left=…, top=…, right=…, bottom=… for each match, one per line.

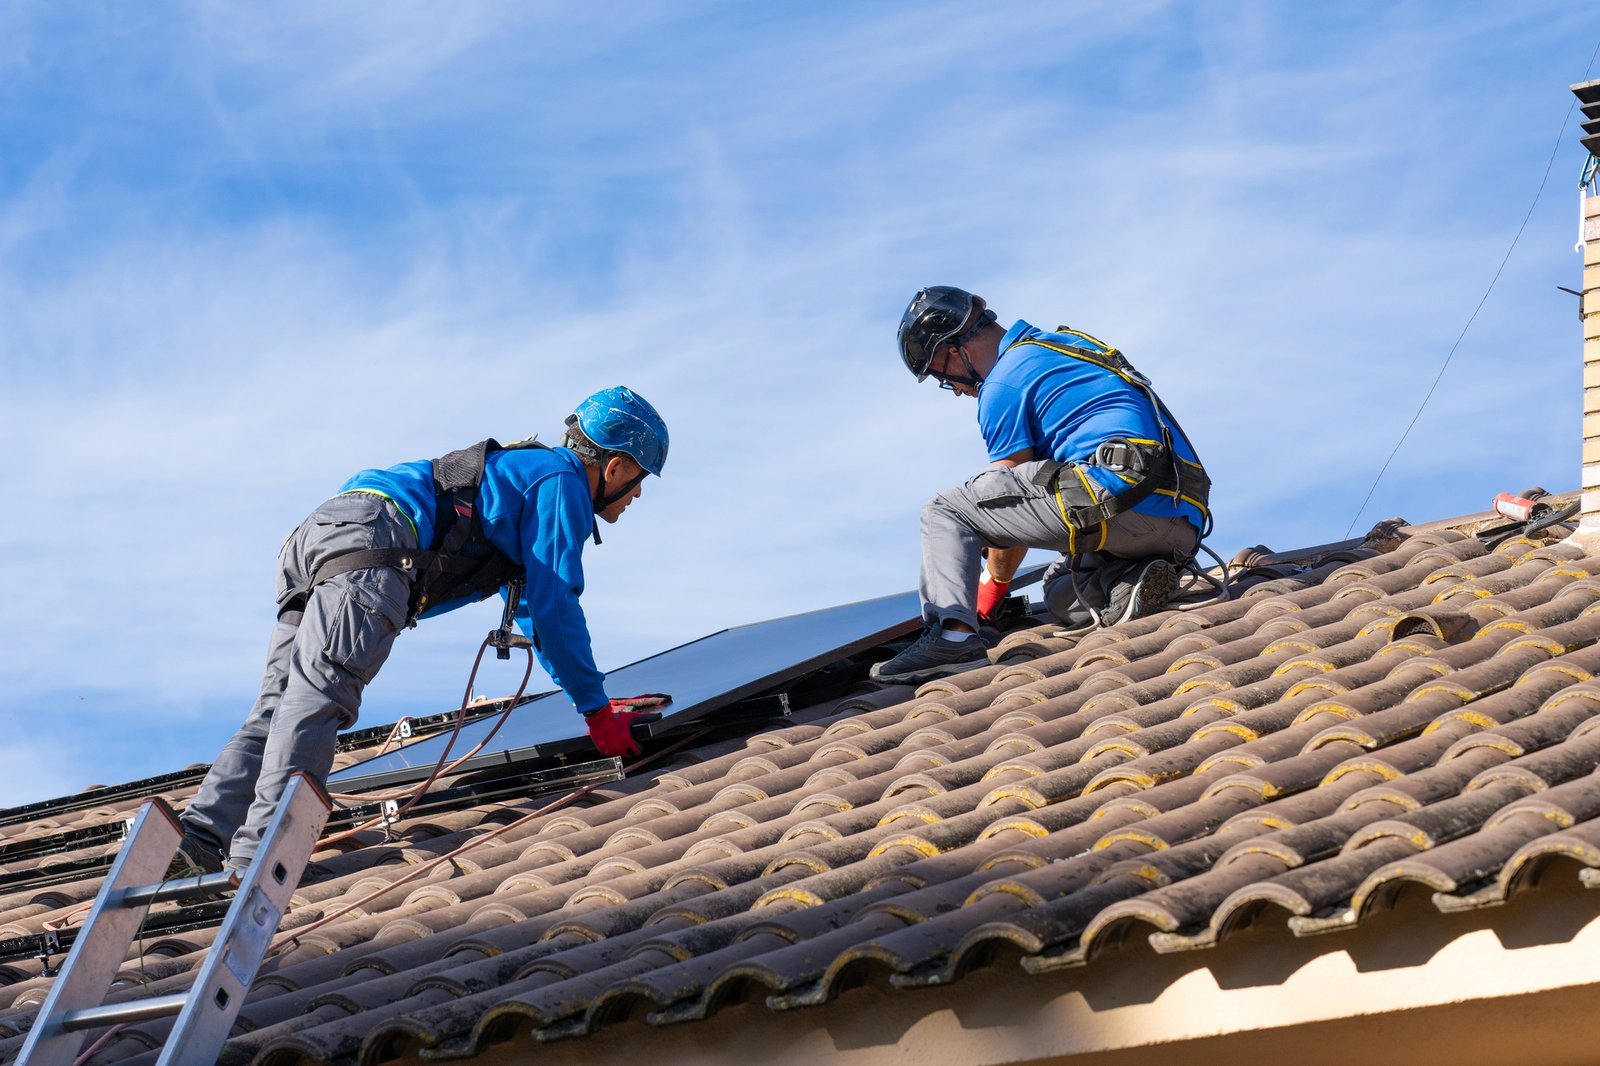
left=337, top=446, right=608, bottom=713
left=977, top=320, right=1207, bottom=531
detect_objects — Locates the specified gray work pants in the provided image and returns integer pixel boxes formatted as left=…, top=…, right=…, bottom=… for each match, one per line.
left=182, top=492, right=414, bottom=870
left=919, top=461, right=1198, bottom=631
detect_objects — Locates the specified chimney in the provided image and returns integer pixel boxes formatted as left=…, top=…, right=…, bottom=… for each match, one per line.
left=1575, top=79, right=1600, bottom=537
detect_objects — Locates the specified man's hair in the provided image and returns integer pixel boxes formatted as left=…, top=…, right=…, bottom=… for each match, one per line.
left=563, top=425, right=624, bottom=469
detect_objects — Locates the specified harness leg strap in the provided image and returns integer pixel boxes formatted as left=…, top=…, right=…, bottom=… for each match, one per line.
left=278, top=548, right=429, bottom=624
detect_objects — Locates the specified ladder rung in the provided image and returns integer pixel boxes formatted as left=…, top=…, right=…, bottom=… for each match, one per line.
left=120, top=870, right=238, bottom=908
left=62, top=992, right=187, bottom=1030
left=16, top=775, right=332, bottom=1066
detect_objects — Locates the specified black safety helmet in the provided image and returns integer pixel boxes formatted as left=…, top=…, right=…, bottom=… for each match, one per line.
left=897, top=285, right=998, bottom=381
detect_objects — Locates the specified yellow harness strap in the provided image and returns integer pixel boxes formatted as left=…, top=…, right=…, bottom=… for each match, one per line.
left=1050, top=466, right=1109, bottom=553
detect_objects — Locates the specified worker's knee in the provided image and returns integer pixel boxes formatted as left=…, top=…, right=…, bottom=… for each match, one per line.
left=1041, top=558, right=1081, bottom=622
left=1041, top=555, right=1101, bottom=625
left=922, top=472, right=996, bottom=530
left=920, top=491, right=963, bottom=534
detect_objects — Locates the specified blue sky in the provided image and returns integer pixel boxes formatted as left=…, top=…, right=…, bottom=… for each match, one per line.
left=1, top=2, right=1597, bottom=806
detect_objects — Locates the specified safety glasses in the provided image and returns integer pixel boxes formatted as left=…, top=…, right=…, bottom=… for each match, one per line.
left=930, top=347, right=982, bottom=393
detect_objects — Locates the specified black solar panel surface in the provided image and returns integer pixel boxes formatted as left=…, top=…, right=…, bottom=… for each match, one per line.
left=330, top=587, right=925, bottom=789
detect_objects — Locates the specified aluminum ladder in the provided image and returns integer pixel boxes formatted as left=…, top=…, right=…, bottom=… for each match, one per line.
left=19, top=772, right=331, bottom=1065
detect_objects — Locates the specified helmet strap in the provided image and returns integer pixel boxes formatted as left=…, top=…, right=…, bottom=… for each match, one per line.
left=954, top=307, right=997, bottom=347
left=588, top=469, right=646, bottom=545
left=958, top=346, right=984, bottom=387
left=938, top=345, right=984, bottom=390
left=596, top=470, right=646, bottom=512
left=591, top=456, right=647, bottom=548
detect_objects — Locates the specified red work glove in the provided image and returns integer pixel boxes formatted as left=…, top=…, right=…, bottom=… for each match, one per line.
left=584, top=695, right=671, bottom=757
left=976, top=571, right=1011, bottom=622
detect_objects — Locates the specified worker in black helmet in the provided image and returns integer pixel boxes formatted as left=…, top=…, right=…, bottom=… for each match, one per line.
left=872, top=286, right=1212, bottom=684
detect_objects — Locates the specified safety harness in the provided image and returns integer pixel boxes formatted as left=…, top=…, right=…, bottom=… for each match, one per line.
left=1019, top=330, right=1212, bottom=555
left=278, top=438, right=550, bottom=625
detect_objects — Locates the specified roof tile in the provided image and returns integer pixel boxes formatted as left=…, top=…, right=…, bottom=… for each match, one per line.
left=16, top=518, right=1600, bottom=1063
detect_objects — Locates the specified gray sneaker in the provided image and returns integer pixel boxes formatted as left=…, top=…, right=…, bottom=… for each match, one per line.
left=869, top=627, right=989, bottom=684
left=1100, top=558, right=1178, bottom=626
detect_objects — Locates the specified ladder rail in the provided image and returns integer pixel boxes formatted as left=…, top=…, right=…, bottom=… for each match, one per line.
left=16, top=773, right=332, bottom=1066
left=16, top=798, right=184, bottom=1065
left=157, top=774, right=329, bottom=1064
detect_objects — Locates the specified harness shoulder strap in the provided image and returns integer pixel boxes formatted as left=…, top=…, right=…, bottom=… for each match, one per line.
left=1018, top=335, right=1144, bottom=385
left=1020, top=330, right=1212, bottom=535
left=433, top=438, right=498, bottom=493
left=428, top=437, right=548, bottom=548
left=429, top=438, right=500, bottom=551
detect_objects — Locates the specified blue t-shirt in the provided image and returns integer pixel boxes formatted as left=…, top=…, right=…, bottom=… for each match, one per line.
left=978, top=320, right=1206, bottom=530
left=338, top=446, right=608, bottom=713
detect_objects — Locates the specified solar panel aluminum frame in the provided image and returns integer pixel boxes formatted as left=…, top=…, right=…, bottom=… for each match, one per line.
left=331, top=567, right=1046, bottom=795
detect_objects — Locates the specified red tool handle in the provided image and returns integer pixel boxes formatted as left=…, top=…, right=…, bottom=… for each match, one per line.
left=1492, top=492, right=1548, bottom=523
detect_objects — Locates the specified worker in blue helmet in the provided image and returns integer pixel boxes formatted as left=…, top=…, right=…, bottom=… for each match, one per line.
left=873, top=287, right=1212, bottom=684
left=171, top=387, right=670, bottom=880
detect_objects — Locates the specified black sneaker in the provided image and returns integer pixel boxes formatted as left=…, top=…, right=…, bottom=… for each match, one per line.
left=869, top=627, right=989, bottom=684
left=163, top=834, right=228, bottom=902
left=1099, top=558, right=1178, bottom=626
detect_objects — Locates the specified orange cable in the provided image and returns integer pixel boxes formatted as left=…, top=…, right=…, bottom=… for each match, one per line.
left=315, top=635, right=539, bottom=848
left=72, top=1023, right=128, bottom=1066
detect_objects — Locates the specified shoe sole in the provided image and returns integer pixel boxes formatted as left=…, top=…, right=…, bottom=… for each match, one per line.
left=1105, top=561, right=1178, bottom=626
left=869, top=654, right=989, bottom=685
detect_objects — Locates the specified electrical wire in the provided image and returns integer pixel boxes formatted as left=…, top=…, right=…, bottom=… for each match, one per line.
left=1345, top=37, right=1600, bottom=538
left=267, top=729, right=709, bottom=954
left=1171, top=542, right=1233, bottom=610
left=63, top=737, right=704, bottom=1066
left=65, top=644, right=675, bottom=1065
left=72, top=1025, right=125, bottom=1066
left=316, top=634, right=538, bottom=848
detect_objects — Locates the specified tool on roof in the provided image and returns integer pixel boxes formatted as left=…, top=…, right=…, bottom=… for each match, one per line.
left=18, top=773, right=329, bottom=1066
left=1493, top=490, right=1552, bottom=523
left=1480, top=488, right=1580, bottom=548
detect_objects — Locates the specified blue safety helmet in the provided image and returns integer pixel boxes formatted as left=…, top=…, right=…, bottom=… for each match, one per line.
left=566, top=386, right=669, bottom=477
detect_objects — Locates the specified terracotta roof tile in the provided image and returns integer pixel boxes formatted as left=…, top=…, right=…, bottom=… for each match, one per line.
left=17, top=519, right=1600, bottom=1062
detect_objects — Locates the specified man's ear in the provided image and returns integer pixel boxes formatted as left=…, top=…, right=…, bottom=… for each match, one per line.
left=605, top=454, right=636, bottom=482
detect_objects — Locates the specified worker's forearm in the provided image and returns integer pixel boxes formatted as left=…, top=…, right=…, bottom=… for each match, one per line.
left=985, top=546, right=1028, bottom=583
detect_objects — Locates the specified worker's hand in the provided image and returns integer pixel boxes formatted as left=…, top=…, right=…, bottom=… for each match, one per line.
left=584, top=695, right=671, bottom=757
left=976, top=571, right=1011, bottom=622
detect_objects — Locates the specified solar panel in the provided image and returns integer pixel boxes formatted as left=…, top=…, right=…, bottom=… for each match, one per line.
left=331, top=567, right=1045, bottom=792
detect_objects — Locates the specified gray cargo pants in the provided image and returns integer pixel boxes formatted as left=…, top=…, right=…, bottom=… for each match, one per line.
left=920, top=460, right=1198, bottom=631
left=181, top=492, right=415, bottom=871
